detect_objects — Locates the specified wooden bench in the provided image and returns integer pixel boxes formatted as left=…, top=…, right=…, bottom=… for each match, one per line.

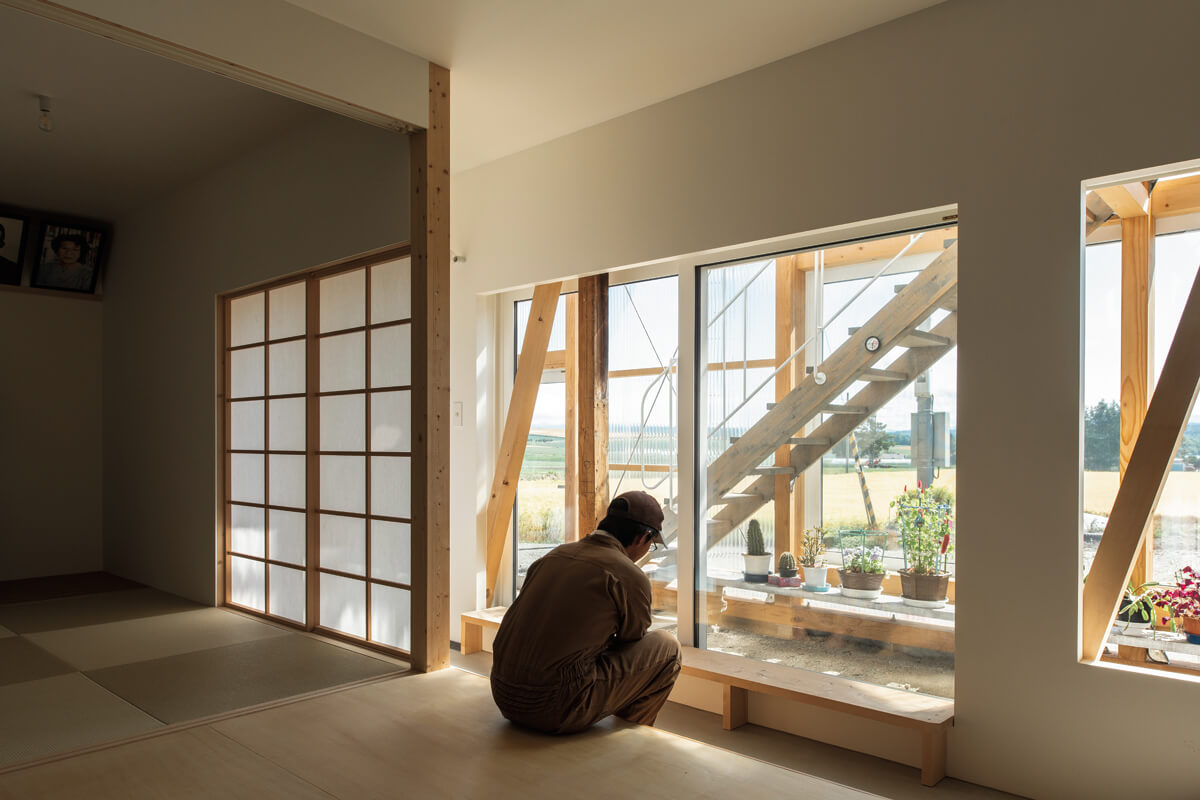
left=681, top=646, right=954, bottom=786
left=460, top=607, right=506, bottom=654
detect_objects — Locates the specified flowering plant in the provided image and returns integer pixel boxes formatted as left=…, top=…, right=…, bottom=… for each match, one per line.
left=1153, top=566, right=1200, bottom=623
left=799, top=527, right=827, bottom=568
left=844, top=546, right=885, bottom=575
left=891, top=481, right=953, bottom=575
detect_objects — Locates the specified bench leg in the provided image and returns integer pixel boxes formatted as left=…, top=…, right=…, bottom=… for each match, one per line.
left=722, top=685, right=748, bottom=731
left=461, top=621, right=483, bottom=655
left=920, top=725, right=947, bottom=786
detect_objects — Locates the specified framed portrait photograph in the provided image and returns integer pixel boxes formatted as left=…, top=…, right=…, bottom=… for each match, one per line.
left=0, top=212, right=27, bottom=286
left=31, top=219, right=108, bottom=294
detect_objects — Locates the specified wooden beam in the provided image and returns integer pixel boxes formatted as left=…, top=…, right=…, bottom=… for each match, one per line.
left=774, top=256, right=796, bottom=564
left=484, top=281, right=563, bottom=604
left=1121, top=215, right=1155, bottom=587
left=542, top=350, right=566, bottom=371
left=564, top=294, right=578, bottom=542
left=410, top=62, right=451, bottom=672
left=791, top=256, right=810, bottom=541
left=1095, top=182, right=1150, bottom=218
left=1152, top=175, right=1200, bottom=219
left=814, top=225, right=957, bottom=270
left=1082, top=261, right=1200, bottom=661
left=577, top=274, right=609, bottom=536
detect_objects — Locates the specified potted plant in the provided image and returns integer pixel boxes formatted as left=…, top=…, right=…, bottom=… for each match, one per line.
left=800, top=527, right=829, bottom=591
left=1153, top=566, right=1200, bottom=643
left=1113, top=581, right=1160, bottom=635
left=891, top=482, right=953, bottom=608
left=838, top=545, right=887, bottom=600
left=777, top=551, right=798, bottom=578
left=742, top=519, right=771, bottom=583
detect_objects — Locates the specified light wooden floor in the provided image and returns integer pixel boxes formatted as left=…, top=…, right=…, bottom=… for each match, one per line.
left=0, top=668, right=881, bottom=800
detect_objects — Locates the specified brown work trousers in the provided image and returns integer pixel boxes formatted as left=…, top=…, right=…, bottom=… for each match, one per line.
left=492, top=629, right=681, bottom=735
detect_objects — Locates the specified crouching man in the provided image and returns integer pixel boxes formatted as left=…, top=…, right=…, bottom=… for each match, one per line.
left=490, top=490, right=682, bottom=734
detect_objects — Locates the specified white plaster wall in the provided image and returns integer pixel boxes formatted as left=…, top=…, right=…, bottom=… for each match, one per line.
left=104, top=113, right=409, bottom=604
left=449, top=2, right=1200, bottom=796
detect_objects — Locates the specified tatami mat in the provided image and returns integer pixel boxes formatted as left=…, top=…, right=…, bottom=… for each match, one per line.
left=0, top=727, right=334, bottom=799
left=0, top=589, right=200, bottom=635
left=0, top=573, right=142, bottom=605
left=211, top=668, right=880, bottom=799
left=0, top=673, right=162, bottom=768
left=27, top=608, right=291, bottom=672
left=86, top=634, right=404, bottom=724
left=0, top=638, right=74, bottom=687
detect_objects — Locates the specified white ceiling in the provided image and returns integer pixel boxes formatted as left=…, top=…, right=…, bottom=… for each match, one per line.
left=281, top=0, right=945, bottom=172
left=0, top=5, right=326, bottom=221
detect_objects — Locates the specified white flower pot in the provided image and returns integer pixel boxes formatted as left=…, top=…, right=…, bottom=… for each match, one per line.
left=803, top=565, right=829, bottom=590
left=743, top=554, right=771, bottom=583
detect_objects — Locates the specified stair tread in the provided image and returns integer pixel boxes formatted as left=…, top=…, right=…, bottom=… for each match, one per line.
left=752, top=466, right=795, bottom=475
left=859, top=368, right=908, bottom=382
left=823, top=404, right=868, bottom=414
left=899, top=330, right=951, bottom=347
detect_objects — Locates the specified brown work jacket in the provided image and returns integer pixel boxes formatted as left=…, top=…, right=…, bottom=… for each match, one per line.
left=491, top=530, right=652, bottom=694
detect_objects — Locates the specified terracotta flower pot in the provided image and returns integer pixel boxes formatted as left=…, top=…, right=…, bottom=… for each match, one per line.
left=1183, top=616, right=1200, bottom=644
left=900, top=570, right=949, bottom=607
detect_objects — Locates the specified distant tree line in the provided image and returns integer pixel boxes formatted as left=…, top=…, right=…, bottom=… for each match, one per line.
left=1085, top=399, right=1200, bottom=470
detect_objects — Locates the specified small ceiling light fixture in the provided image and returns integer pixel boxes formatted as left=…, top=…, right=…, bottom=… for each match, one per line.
left=37, top=95, right=53, bottom=133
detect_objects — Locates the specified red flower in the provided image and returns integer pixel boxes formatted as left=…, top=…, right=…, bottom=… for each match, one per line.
left=940, top=533, right=950, bottom=554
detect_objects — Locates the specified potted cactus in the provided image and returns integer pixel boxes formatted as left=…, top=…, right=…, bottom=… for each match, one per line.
left=777, top=551, right=798, bottom=578
left=742, top=519, right=771, bottom=583
left=800, top=527, right=829, bottom=591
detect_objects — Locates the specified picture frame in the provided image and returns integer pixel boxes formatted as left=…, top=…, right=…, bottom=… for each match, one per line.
left=30, top=218, right=109, bottom=294
left=0, top=211, right=28, bottom=286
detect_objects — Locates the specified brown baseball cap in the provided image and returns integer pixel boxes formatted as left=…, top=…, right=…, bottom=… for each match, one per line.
left=606, top=491, right=666, bottom=543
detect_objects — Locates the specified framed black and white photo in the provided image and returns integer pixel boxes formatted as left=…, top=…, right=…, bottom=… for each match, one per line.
left=31, top=219, right=108, bottom=293
left=0, top=212, right=27, bottom=286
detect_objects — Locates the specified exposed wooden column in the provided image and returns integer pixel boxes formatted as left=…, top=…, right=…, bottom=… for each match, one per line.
left=790, top=255, right=811, bottom=538
left=410, top=62, right=451, bottom=672
left=483, top=282, right=563, bottom=605
left=1082, top=262, right=1200, bottom=662
left=1120, top=214, right=1155, bottom=588
left=773, top=256, right=796, bottom=562
left=564, top=293, right=579, bottom=542
left=576, top=274, right=609, bottom=536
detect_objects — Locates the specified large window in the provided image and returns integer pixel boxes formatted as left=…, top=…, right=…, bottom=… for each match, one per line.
left=695, top=224, right=958, bottom=698
left=1083, top=167, right=1200, bottom=674
left=223, top=252, right=414, bottom=653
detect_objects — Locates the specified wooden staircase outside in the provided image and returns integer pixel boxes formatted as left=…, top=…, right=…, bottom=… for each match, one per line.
left=653, top=242, right=958, bottom=557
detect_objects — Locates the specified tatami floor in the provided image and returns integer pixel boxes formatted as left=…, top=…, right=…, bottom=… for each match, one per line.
left=0, top=574, right=1023, bottom=799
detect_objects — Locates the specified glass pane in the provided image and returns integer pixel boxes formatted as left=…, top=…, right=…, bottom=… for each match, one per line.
left=610, top=278, right=678, bottom=372
left=370, top=257, right=411, bottom=323
left=269, top=454, right=305, bottom=509
left=230, top=454, right=264, bottom=504
left=515, top=294, right=567, bottom=355
left=320, top=332, right=366, bottom=393
left=1082, top=241, right=1121, bottom=574
left=230, top=505, right=265, bottom=557
left=696, top=226, right=958, bottom=700
left=371, top=456, right=411, bottom=519
left=320, top=269, right=366, bottom=333
left=320, top=455, right=365, bottom=513
left=320, top=514, right=366, bottom=575
left=371, top=584, right=411, bottom=650
left=269, top=282, right=306, bottom=340
left=231, top=347, right=265, bottom=398
left=370, top=324, right=411, bottom=388
left=321, top=394, right=366, bottom=452
left=269, top=340, right=306, bottom=396
left=230, top=400, right=264, bottom=451
left=371, top=520, right=411, bottom=584
left=269, top=509, right=306, bottom=566
left=269, top=565, right=306, bottom=624
left=269, top=397, right=306, bottom=451
left=515, top=382, right=566, bottom=584
left=370, top=390, right=411, bottom=452
left=231, top=555, right=265, bottom=612
left=320, top=572, right=365, bottom=638
left=230, top=292, right=264, bottom=347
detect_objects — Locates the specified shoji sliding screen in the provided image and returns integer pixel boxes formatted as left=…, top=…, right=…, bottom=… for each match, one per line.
left=222, top=249, right=413, bottom=655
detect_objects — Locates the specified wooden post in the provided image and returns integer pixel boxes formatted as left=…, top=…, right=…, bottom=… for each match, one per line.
left=1082, top=261, right=1200, bottom=662
left=483, top=282, right=563, bottom=604
left=577, top=274, right=609, bottom=536
left=774, top=256, right=796, bottom=563
left=410, top=62, right=451, bottom=672
left=791, top=256, right=810, bottom=540
left=564, top=293, right=579, bottom=542
left=1121, top=214, right=1155, bottom=589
